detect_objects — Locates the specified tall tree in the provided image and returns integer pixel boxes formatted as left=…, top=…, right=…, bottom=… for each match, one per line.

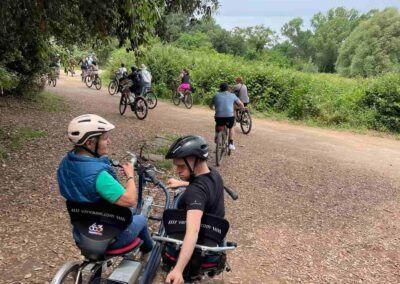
left=233, top=25, right=274, bottom=53
left=336, top=8, right=400, bottom=77
left=281, top=18, right=314, bottom=60
left=310, top=7, right=362, bottom=73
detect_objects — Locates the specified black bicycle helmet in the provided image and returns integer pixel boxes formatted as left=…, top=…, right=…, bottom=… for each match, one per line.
left=165, top=135, right=209, bottom=160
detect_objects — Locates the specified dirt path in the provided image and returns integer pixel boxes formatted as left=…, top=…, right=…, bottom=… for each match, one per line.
left=1, top=74, right=400, bottom=283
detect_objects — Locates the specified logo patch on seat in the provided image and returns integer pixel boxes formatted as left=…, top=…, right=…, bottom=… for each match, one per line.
left=88, top=223, right=103, bottom=236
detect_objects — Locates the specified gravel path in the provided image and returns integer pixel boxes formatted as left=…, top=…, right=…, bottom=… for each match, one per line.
left=1, top=74, right=400, bottom=283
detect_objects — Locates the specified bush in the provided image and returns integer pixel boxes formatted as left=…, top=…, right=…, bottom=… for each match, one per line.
left=103, top=43, right=400, bottom=133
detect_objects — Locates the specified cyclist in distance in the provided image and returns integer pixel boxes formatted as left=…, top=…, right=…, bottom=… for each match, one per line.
left=209, top=83, right=244, bottom=151
left=127, top=65, right=143, bottom=97
left=164, top=135, right=226, bottom=284
left=57, top=114, right=153, bottom=254
left=233, top=77, right=249, bottom=107
left=177, top=68, right=190, bottom=98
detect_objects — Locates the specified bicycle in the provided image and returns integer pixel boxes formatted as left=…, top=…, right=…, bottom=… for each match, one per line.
left=85, top=72, right=102, bottom=90
left=235, top=107, right=252, bottom=134
left=47, top=72, right=57, bottom=87
left=142, top=86, right=158, bottom=110
left=108, top=72, right=122, bottom=96
left=51, top=151, right=171, bottom=284
left=119, top=87, right=149, bottom=120
left=215, top=123, right=231, bottom=167
left=172, top=88, right=193, bottom=109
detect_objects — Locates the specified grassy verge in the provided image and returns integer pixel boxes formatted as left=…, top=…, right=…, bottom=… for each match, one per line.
left=29, top=91, right=69, bottom=113
left=0, top=127, right=46, bottom=159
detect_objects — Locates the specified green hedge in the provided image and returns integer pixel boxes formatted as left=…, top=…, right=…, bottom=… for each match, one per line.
left=104, top=44, right=400, bottom=133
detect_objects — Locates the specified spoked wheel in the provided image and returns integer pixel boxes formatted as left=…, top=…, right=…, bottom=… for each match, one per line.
left=94, top=77, right=102, bottom=90
left=144, top=91, right=158, bottom=109
left=172, top=91, right=181, bottom=106
left=184, top=92, right=193, bottom=109
left=52, top=78, right=57, bottom=87
left=215, top=131, right=224, bottom=167
left=119, top=94, right=128, bottom=115
left=51, top=261, right=81, bottom=284
left=85, top=76, right=92, bottom=88
left=108, top=80, right=118, bottom=95
left=240, top=110, right=252, bottom=134
left=134, top=97, right=148, bottom=120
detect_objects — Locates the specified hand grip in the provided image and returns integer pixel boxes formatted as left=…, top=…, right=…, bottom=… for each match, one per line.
left=224, top=186, right=238, bottom=200
left=146, top=170, right=159, bottom=186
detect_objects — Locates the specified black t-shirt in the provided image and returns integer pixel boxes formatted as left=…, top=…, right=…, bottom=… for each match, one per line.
left=177, top=168, right=225, bottom=217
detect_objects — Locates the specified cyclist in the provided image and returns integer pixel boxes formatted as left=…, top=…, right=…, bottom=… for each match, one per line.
left=233, top=77, right=249, bottom=107
left=57, top=114, right=153, bottom=253
left=177, top=68, right=190, bottom=98
left=164, top=135, right=226, bottom=284
left=140, top=64, right=152, bottom=94
left=127, top=65, right=143, bottom=97
left=118, top=63, right=128, bottom=78
left=209, top=82, right=244, bottom=151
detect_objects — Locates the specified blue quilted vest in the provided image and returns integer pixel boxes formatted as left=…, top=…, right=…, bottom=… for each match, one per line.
left=57, top=151, right=118, bottom=203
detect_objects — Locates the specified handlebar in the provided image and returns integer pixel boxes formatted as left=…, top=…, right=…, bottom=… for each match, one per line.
left=152, top=235, right=237, bottom=252
left=224, top=186, right=238, bottom=200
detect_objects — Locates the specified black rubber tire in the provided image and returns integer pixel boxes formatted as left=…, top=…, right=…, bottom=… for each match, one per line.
left=240, top=111, right=252, bottom=134
left=172, top=92, right=181, bottom=106
left=108, top=81, right=118, bottom=95
left=119, top=94, right=128, bottom=115
left=94, top=77, right=102, bottom=90
left=144, top=91, right=158, bottom=109
left=215, top=132, right=223, bottom=167
left=134, top=97, right=148, bottom=120
left=52, top=78, right=57, bottom=87
left=184, top=92, right=193, bottom=109
left=85, top=75, right=92, bottom=88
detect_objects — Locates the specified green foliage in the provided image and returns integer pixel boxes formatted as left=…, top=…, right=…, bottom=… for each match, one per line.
left=0, top=126, right=46, bottom=159
left=363, top=73, right=400, bottom=131
left=310, top=7, right=362, bottom=73
left=337, top=8, right=400, bottom=77
left=100, top=48, right=136, bottom=85
left=173, top=32, right=213, bottom=50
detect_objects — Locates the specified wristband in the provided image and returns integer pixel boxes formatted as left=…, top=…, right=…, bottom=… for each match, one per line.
left=127, top=176, right=134, bottom=182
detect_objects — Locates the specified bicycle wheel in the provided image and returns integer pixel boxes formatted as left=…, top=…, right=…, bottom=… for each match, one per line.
left=85, top=76, right=93, bottom=88
left=184, top=92, right=193, bottom=109
left=95, top=77, right=102, bottom=90
left=225, top=127, right=231, bottom=156
left=240, top=110, right=252, bottom=134
left=108, top=80, right=118, bottom=95
left=52, top=78, right=57, bottom=87
left=51, top=261, right=81, bottom=284
left=144, top=91, right=158, bottom=109
left=215, top=132, right=224, bottom=167
left=119, top=94, right=128, bottom=115
left=134, top=97, right=148, bottom=120
left=172, top=91, right=181, bottom=106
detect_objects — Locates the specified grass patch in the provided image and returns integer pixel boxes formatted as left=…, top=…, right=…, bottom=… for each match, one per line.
left=30, top=91, right=69, bottom=112
left=0, top=126, right=46, bottom=159
left=155, top=159, right=173, bottom=171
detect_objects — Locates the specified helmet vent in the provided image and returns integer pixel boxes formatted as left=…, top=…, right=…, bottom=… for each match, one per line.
left=78, top=119, right=91, bottom=123
left=71, top=131, right=80, bottom=136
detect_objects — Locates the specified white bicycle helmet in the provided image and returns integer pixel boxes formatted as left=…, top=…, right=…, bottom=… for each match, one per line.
left=68, top=114, right=115, bottom=146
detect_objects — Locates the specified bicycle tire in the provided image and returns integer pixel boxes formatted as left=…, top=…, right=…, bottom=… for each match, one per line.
left=119, top=94, right=128, bottom=115
left=134, top=97, right=148, bottom=120
left=184, top=92, right=193, bottom=109
left=108, top=81, right=117, bottom=95
left=240, top=111, right=252, bottom=134
left=144, top=91, right=158, bottom=109
left=172, top=92, right=181, bottom=106
left=85, top=75, right=93, bottom=88
left=215, top=132, right=224, bottom=167
left=52, top=78, right=57, bottom=87
left=51, top=261, right=81, bottom=284
left=95, top=77, right=102, bottom=90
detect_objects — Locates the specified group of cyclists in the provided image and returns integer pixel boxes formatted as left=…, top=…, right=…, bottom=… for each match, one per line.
left=56, top=61, right=250, bottom=283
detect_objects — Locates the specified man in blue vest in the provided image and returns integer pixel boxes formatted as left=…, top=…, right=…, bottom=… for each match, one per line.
left=57, top=114, right=153, bottom=252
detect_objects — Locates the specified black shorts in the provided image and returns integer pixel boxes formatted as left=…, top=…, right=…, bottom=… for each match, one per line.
left=215, top=116, right=235, bottom=129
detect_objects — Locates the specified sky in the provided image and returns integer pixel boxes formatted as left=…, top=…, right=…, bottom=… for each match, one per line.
left=214, top=0, right=400, bottom=33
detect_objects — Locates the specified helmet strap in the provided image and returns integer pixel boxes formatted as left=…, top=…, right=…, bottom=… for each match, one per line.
left=79, top=137, right=100, bottom=158
left=184, top=157, right=199, bottom=182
